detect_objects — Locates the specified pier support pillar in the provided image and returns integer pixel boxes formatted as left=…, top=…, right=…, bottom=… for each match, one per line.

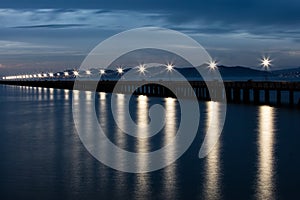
left=289, top=90, right=294, bottom=106
left=205, top=87, right=211, bottom=101
left=254, top=89, right=260, bottom=104
left=265, top=90, right=270, bottom=105
left=233, top=88, right=241, bottom=103
left=200, top=87, right=204, bottom=100
left=226, top=88, right=232, bottom=102
left=277, top=90, right=281, bottom=106
left=243, top=89, right=250, bottom=103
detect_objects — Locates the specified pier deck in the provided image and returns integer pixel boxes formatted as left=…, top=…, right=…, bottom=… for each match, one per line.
left=1, top=80, right=300, bottom=107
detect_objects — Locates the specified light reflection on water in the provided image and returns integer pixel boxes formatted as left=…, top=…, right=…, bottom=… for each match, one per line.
left=97, top=91, right=110, bottom=197
left=256, top=106, right=276, bottom=200
left=64, top=89, right=70, bottom=100
left=49, top=88, right=54, bottom=101
left=134, top=95, right=150, bottom=199
left=112, top=93, right=128, bottom=199
left=203, top=102, right=222, bottom=200
left=162, top=97, right=178, bottom=200
left=1, top=85, right=298, bottom=200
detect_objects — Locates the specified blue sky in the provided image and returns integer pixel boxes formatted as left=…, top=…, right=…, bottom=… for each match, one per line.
left=0, top=0, right=300, bottom=74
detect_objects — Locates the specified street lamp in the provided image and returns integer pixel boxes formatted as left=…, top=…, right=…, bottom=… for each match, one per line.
left=165, top=64, right=174, bottom=81
left=260, top=56, right=272, bottom=80
left=73, top=71, right=79, bottom=76
left=86, top=70, right=91, bottom=75
left=207, top=60, right=218, bottom=71
left=261, top=57, right=271, bottom=69
left=137, top=64, right=146, bottom=75
left=117, top=67, right=123, bottom=74
left=100, top=69, right=105, bottom=75
left=166, top=64, right=174, bottom=72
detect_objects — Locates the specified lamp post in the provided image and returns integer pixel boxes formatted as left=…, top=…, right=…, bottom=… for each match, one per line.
left=117, top=67, right=124, bottom=80
left=208, top=60, right=218, bottom=71
left=137, top=64, right=146, bottom=75
left=166, top=64, right=174, bottom=81
left=99, top=69, right=105, bottom=80
left=137, top=64, right=147, bottom=81
left=100, top=69, right=105, bottom=75
left=73, top=71, right=79, bottom=77
left=86, top=70, right=91, bottom=76
left=261, top=57, right=272, bottom=81
left=117, top=67, right=123, bottom=75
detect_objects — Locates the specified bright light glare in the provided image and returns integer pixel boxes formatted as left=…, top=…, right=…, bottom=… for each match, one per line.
left=138, top=95, right=147, bottom=101
left=49, top=73, right=54, bottom=77
left=73, top=71, right=79, bottom=76
left=261, top=57, right=272, bottom=69
left=100, top=69, right=105, bottom=75
left=208, top=60, right=218, bottom=70
left=166, top=64, right=174, bottom=72
left=86, top=70, right=91, bottom=75
left=64, top=72, right=69, bottom=76
left=138, top=65, right=146, bottom=74
left=166, top=97, right=175, bottom=102
left=117, top=67, right=123, bottom=74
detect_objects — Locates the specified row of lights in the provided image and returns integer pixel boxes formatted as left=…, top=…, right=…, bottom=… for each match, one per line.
left=3, top=70, right=98, bottom=80
left=2, top=58, right=271, bottom=80
left=206, top=57, right=272, bottom=70
left=2, top=64, right=175, bottom=80
left=71, top=64, right=175, bottom=76
left=3, top=73, right=54, bottom=80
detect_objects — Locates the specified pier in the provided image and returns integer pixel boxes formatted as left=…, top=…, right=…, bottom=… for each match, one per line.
left=1, top=80, right=300, bottom=107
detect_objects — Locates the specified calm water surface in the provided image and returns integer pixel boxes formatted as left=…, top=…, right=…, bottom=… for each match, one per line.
left=0, top=85, right=299, bottom=200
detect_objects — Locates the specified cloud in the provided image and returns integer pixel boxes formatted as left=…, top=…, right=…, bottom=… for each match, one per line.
left=0, top=7, right=299, bottom=42
left=0, top=40, right=77, bottom=56
left=12, top=24, right=87, bottom=29
left=0, top=9, right=165, bottom=30
left=1, top=0, right=300, bottom=27
left=0, top=2, right=300, bottom=72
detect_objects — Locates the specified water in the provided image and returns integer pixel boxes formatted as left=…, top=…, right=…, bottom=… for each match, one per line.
left=0, top=85, right=299, bottom=200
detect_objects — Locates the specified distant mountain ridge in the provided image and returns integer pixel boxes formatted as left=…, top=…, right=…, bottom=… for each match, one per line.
left=218, top=65, right=266, bottom=76
left=175, top=65, right=266, bottom=78
left=175, top=65, right=300, bottom=81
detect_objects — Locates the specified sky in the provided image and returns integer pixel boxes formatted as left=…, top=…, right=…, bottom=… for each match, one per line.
left=0, top=0, right=300, bottom=75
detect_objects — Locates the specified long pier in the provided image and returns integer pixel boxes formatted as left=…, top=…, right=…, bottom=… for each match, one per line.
left=1, top=80, right=300, bottom=107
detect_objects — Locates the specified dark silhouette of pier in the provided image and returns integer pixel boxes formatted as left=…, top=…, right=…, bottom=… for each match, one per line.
left=1, top=80, right=300, bottom=107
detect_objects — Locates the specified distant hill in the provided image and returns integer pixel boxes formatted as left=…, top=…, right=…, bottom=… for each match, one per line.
left=174, top=65, right=268, bottom=80
left=217, top=66, right=266, bottom=77
left=272, top=67, right=300, bottom=74
left=176, top=65, right=300, bottom=81
left=272, top=67, right=300, bottom=80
